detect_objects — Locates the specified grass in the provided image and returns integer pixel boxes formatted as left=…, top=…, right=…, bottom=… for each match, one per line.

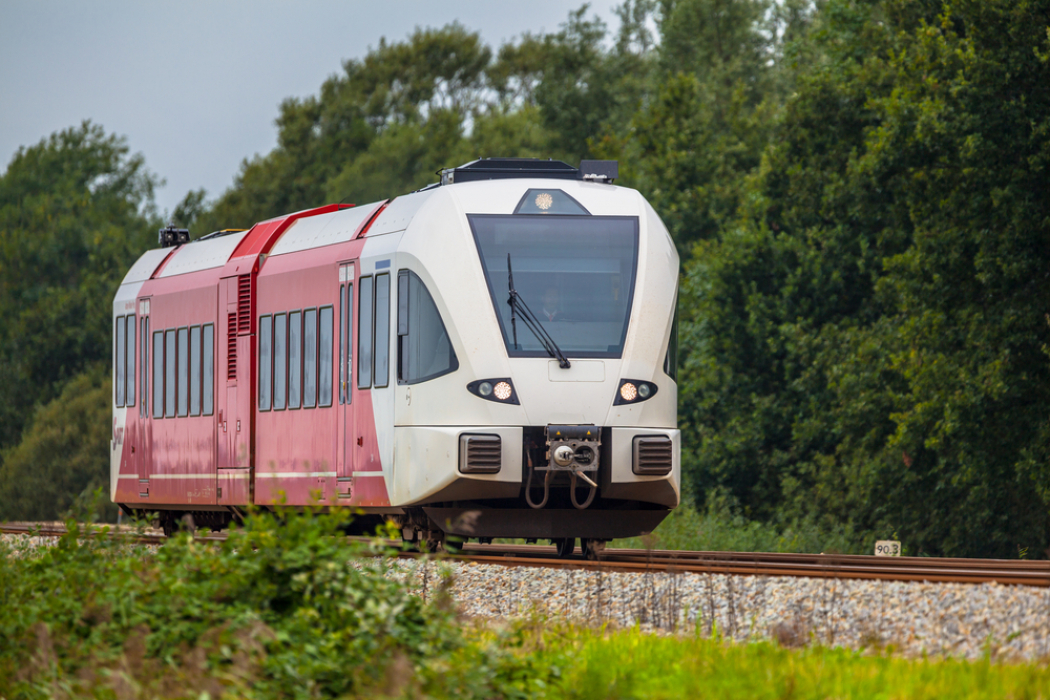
left=613, top=498, right=862, bottom=554
left=532, top=624, right=1050, bottom=699
left=3, top=500, right=1048, bottom=699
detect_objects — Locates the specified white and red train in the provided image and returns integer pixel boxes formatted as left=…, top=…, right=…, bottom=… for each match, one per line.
left=111, top=158, right=680, bottom=556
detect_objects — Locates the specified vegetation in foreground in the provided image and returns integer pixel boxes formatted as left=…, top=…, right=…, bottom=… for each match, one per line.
left=614, top=496, right=861, bottom=555
left=3, top=507, right=1050, bottom=699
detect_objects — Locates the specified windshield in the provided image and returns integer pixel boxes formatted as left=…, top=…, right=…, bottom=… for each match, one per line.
left=469, top=214, right=639, bottom=358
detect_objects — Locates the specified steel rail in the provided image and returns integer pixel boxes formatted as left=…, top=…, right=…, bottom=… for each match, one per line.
left=5, top=522, right=1049, bottom=587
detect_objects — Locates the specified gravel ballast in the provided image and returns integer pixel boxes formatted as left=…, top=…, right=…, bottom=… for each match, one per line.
left=6, top=532, right=1048, bottom=660
left=403, top=558, right=1050, bottom=660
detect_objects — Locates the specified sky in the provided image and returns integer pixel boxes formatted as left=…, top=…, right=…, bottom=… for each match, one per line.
left=0, top=1, right=623, bottom=216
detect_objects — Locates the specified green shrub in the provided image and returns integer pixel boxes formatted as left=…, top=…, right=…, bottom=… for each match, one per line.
left=615, top=493, right=860, bottom=554
left=0, top=504, right=552, bottom=699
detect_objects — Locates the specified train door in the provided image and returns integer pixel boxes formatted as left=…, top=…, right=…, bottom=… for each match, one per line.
left=136, top=298, right=151, bottom=484
left=217, top=277, right=237, bottom=468
left=336, top=262, right=355, bottom=499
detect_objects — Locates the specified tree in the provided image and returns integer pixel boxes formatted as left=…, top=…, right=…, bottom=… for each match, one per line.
left=0, top=367, right=116, bottom=521
left=0, top=122, right=158, bottom=452
left=679, top=0, right=1050, bottom=557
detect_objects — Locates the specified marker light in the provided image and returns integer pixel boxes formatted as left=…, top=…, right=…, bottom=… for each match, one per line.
left=614, top=379, right=659, bottom=406
left=466, top=378, right=520, bottom=404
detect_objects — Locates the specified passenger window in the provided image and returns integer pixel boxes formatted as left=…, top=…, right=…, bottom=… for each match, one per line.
left=274, top=313, right=287, bottom=410
left=319, top=306, right=333, bottom=407
left=358, top=277, right=373, bottom=389
left=203, top=324, right=214, bottom=415
left=397, top=270, right=459, bottom=384
left=153, top=331, right=164, bottom=418
left=126, top=316, right=135, bottom=407
left=140, top=317, right=149, bottom=416
left=190, top=326, right=201, bottom=416
left=304, top=308, right=317, bottom=408
left=374, top=273, right=390, bottom=388
left=177, top=328, right=189, bottom=417
left=258, top=315, right=272, bottom=411
left=115, top=317, right=125, bottom=407
left=165, top=330, right=176, bottom=418
left=289, top=310, right=302, bottom=409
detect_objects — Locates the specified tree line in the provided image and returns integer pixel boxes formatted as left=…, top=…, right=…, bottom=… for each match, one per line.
left=1, top=0, right=1048, bottom=558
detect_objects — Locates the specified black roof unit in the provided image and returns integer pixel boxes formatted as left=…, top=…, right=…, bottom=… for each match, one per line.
left=438, top=158, right=617, bottom=185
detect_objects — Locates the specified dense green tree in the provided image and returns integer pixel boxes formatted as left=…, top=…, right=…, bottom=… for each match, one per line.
left=0, top=122, right=157, bottom=452
left=610, top=0, right=817, bottom=254
left=0, top=367, right=115, bottom=521
left=681, top=0, right=1050, bottom=557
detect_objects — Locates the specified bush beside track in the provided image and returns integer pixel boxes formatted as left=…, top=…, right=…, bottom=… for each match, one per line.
left=3, top=507, right=1050, bottom=699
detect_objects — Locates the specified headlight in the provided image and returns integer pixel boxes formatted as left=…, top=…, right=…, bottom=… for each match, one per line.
left=467, top=378, right=520, bottom=405
left=614, top=379, right=658, bottom=406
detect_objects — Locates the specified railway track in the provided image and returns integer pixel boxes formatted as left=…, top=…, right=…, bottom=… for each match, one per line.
left=5, top=522, right=1049, bottom=588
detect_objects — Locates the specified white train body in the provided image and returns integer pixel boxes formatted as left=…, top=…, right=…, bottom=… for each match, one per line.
left=112, top=159, right=679, bottom=545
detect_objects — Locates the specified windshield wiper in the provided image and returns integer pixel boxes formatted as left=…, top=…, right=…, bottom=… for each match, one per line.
left=507, top=254, right=571, bottom=369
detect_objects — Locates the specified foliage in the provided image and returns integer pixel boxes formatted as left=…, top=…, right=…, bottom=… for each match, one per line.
left=679, top=0, right=1050, bottom=557
left=0, top=506, right=555, bottom=699
left=4, top=507, right=1048, bottom=698
left=5, top=0, right=1050, bottom=558
left=0, top=367, right=116, bottom=522
left=0, top=121, right=158, bottom=465
left=615, top=495, right=859, bottom=554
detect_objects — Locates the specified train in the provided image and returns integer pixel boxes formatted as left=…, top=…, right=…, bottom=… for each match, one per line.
left=111, top=157, right=680, bottom=557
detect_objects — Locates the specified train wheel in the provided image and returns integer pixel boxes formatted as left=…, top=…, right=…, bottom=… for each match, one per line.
left=582, top=539, right=606, bottom=561
left=555, top=537, right=576, bottom=558
left=159, top=513, right=181, bottom=538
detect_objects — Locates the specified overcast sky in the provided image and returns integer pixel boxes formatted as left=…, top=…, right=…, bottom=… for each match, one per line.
left=1, top=1, right=622, bottom=216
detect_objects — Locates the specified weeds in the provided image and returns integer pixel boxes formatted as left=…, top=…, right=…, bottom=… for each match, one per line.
left=0, top=500, right=551, bottom=699
left=614, top=496, right=861, bottom=554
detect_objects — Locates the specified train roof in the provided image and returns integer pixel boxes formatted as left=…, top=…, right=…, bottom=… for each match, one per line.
left=120, top=158, right=628, bottom=285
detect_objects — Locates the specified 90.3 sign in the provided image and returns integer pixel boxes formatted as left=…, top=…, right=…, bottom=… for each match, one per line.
left=874, top=540, right=901, bottom=556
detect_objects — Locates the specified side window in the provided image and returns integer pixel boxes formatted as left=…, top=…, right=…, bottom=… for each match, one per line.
left=289, top=310, right=302, bottom=409
left=259, top=315, right=272, bottom=411
left=304, top=308, right=317, bottom=408
left=374, top=273, right=390, bottom=388
left=140, top=317, right=149, bottom=416
left=663, top=296, right=679, bottom=382
left=165, top=330, right=176, bottom=418
left=397, top=270, right=459, bottom=385
left=203, top=324, right=214, bottom=415
left=177, top=328, right=189, bottom=417
left=274, top=313, right=287, bottom=410
left=126, top=316, right=136, bottom=407
left=190, top=326, right=201, bottom=416
left=319, top=306, right=333, bottom=407
left=358, top=277, right=374, bottom=389
left=152, top=331, right=164, bottom=418
left=115, top=317, right=125, bottom=407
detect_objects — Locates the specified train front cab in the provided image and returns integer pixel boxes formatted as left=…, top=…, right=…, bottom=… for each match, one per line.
left=384, top=176, right=681, bottom=546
